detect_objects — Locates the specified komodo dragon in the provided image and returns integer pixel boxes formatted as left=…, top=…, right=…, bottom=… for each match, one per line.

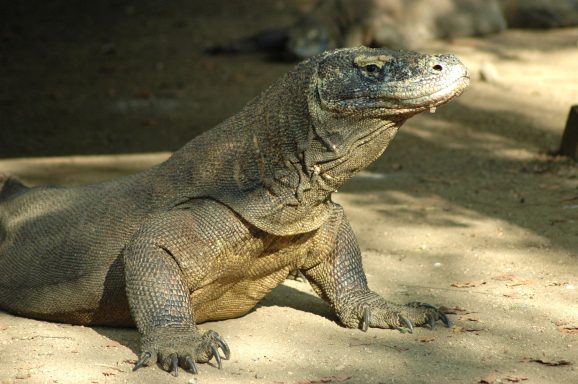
left=207, top=0, right=578, bottom=60
left=0, top=47, right=469, bottom=376
left=206, top=0, right=507, bottom=59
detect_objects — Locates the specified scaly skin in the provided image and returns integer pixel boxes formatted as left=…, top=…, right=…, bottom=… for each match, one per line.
left=0, top=47, right=469, bottom=376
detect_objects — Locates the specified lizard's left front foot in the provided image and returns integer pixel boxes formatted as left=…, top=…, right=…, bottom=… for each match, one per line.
left=342, top=294, right=450, bottom=333
left=133, top=327, right=230, bottom=376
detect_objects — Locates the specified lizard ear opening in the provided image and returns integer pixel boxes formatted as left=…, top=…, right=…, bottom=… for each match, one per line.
left=306, top=51, right=341, bottom=115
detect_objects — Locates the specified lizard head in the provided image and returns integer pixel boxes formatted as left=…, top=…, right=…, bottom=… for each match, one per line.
left=310, top=47, right=469, bottom=118
left=297, top=47, right=469, bottom=188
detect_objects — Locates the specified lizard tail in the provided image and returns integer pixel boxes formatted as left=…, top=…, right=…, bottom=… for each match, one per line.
left=0, top=175, right=28, bottom=202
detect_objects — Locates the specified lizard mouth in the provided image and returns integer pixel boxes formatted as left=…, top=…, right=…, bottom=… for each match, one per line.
left=359, top=75, right=471, bottom=115
left=324, top=74, right=470, bottom=116
left=400, top=75, right=470, bottom=110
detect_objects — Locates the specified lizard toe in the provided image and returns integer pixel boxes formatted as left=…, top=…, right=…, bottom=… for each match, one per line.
left=185, top=356, right=199, bottom=374
left=133, top=351, right=153, bottom=371
left=170, top=353, right=179, bottom=377
left=404, top=301, right=451, bottom=328
left=397, top=314, right=414, bottom=333
left=209, top=330, right=231, bottom=360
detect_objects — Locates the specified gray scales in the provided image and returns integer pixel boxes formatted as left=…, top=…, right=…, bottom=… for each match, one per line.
left=0, top=47, right=469, bottom=376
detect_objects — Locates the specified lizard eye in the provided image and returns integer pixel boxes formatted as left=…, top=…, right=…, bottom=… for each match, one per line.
left=364, top=64, right=380, bottom=73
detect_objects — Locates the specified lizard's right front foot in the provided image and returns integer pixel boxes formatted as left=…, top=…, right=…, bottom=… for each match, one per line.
left=134, top=327, right=230, bottom=376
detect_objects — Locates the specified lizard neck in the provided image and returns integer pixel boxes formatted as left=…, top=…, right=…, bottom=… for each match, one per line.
left=244, top=80, right=405, bottom=205
left=155, top=70, right=335, bottom=235
left=155, top=59, right=404, bottom=235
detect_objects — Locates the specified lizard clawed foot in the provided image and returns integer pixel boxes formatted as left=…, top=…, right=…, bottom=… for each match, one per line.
left=134, top=327, right=230, bottom=375
left=353, top=295, right=450, bottom=332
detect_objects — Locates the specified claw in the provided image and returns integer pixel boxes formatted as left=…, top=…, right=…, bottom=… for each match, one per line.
left=211, top=345, right=222, bottom=369
left=170, top=353, right=179, bottom=377
left=399, top=315, right=414, bottom=333
left=427, top=314, right=436, bottom=330
left=215, top=334, right=231, bottom=360
left=439, top=312, right=451, bottom=328
left=361, top=306, right=370, bottom=332
left=162, top=353, right=179, bottom=377
left=133, top=351, right=151, bottom=372
left=186, top=356, right=198, bottom=374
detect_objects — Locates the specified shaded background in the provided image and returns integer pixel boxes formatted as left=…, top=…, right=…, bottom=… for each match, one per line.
left=0, top=0, right=309, bottom=157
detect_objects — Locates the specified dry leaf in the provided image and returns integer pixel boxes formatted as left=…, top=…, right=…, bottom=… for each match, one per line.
left=451, top=280, right=486, bottom=288
left=416, top=336, right=435, bottom=343
left=558, top=324, right=578, bottom=334
left=506, top=280, right=534, bottom=287
left=504, top=376, right=528, bottom=382
left=522, top=357, right=572, bottom=366
left=452, top=326, right=484, bottom=334
left=547, top=282, right=569, bottom=287
left=459, top=315, right=481, bottom=322
left=493, top=273, right=518, bottom=281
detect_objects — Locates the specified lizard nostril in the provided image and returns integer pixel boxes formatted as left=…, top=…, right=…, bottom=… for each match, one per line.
left=432, top=64, right=443, bottom=72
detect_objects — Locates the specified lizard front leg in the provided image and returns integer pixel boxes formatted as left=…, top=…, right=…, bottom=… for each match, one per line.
left=123, top=210, right=230, bottom=376
left=302, top=207, right=449, bottom=332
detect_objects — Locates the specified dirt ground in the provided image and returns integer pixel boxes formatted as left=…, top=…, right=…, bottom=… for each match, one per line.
left=1, top=1, right=578, bottom=383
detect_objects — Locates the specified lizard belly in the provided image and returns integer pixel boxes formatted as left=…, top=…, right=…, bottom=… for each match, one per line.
left=190, top=233, right=313, bottom=323
left=192, top=268, right=291, bottom=323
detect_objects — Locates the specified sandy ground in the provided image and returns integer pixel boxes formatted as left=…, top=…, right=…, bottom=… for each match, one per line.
left=1, top=1, right=578, bottom=383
